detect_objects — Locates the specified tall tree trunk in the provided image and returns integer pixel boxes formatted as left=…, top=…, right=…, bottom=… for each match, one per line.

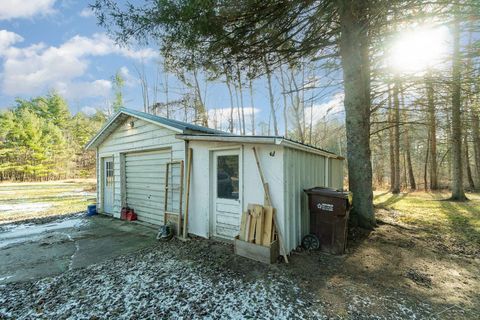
left=388, top=86, right=396, bottom=191
left=280, top=66, right=289, bottom=138
left=401, top=86, right=416, bottom=190
left=464, top=133, right=475, bottom=190
left=471, top=100, right=480, bottom=188
left=234, top=83, right=242, bottom=134
left=405, top=130, right=416, bottom=190
left=450, top=12, right=467, bottom=201
left=249, top=78, right=255, bottom=135
left=225, top=74, right=235, bottom=133
left=392, top=80, right=401, bottom=194
left=465, top=22, right=478, bottom=190
left=192, top=67, right=208, bottom=127
left=309, top=90, right=314, bottom=144
left=337, top=0, right=374, bottom=228
left=426, top=75, right=438, bottom=190
left=264, top=56, right=279, bottom=136
left=424, top=133, right=430, bottom=191
left=289, top=69, right=305, bottom=143
left=236, top=66, right=246, bottom=135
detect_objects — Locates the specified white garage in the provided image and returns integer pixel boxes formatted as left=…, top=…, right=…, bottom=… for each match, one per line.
left=86, top=108, right=344, bottom=254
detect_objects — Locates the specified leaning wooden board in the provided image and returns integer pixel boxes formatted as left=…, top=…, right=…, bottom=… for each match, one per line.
left=253, top=205, right=264, bottom=244
left=262, top=206, right=274, bottom=246
left=239, top=211, right=248, bottom=241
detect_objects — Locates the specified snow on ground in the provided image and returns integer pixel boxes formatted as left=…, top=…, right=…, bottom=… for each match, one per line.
left=0, top=203, right=52, bottom=214
left=57, top=190, right=95, bottom=197
left=0, top=241, right=324, bottom=319
left=0, top=217, right=87, bottom=248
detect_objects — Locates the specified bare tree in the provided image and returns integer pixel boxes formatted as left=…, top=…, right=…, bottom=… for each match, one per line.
left=264, top=55, right=279, bottom=136
left=426, top=75, right=439, bottom=190
left=450, top=9, right=467, bottom=201
left=392, top=80, right=401, bottom=194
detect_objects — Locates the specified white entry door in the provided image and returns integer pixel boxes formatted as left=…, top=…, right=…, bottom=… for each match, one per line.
left=103, top=157, right=114, bottom=214
left=212, top=150, right=242, bottom=239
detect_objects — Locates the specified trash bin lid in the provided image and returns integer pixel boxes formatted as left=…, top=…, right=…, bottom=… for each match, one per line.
left=304, top=187, right=351, bottom=200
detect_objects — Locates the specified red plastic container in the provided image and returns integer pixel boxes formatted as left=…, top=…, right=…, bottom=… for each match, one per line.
left=121, top=207, right=137, bottom=221
left=126, top=209, right=137, bottom=221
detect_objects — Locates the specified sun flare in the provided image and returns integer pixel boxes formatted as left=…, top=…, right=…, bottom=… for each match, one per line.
left=389, top=25, right=450, bottom=74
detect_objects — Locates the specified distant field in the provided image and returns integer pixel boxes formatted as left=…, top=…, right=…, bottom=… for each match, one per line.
left=0, top=180, right=96, bottom=224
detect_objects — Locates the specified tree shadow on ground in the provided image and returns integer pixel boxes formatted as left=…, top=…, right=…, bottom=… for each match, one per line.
left=374, top=192, right=409, bottom=209
left=373, top=191, right=390, bottom=200
left=434, top=197, right=480, bottom=254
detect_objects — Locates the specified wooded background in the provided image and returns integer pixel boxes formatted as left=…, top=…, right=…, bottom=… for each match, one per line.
left=0, top=93, right=106, bottom=181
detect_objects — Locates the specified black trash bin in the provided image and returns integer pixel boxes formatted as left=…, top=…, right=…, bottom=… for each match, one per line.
left=303, top=187, right=352, bottom=254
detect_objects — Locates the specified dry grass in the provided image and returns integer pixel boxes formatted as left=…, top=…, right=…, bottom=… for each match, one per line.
left=374, top=191, right=480, bottom=255
left=0, top=180, right=96, bottom=224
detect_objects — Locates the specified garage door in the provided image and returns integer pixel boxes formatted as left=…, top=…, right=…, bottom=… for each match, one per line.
left=125, top=150, right=170, bottom=225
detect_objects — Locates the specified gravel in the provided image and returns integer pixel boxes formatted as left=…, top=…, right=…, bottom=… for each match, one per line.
left=0, top=239, right=324, bottom=319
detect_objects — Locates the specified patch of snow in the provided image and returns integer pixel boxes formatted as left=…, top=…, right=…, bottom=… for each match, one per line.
left=0, top=246, right=326, bottom=319
left=58, top=232, right=80, bottom=271
left=57, top=190, right=95, bottom=197
left=0, top=203, right=52, bottom=214
left=0, top=218, right=87, bottom=248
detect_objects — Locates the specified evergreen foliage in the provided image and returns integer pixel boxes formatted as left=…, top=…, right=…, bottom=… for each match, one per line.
left=0, top=93, right=106, bottom=181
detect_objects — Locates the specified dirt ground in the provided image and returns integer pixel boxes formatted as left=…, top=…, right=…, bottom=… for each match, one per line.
left=0, top=184, right=479, bottom=319
left=289, top=213, right=480, bottom=319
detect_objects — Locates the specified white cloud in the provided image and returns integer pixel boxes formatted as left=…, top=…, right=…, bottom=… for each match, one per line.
left=0, top=30, right=23, bottom=51
left=55, top=80, right=112, bottom=100
left=118, top=66, right=136, bottom=87
left=0, top=0, right=56, bottom=20
left=58, top=33, right=156, bottom=59
left=304, top=93, right=344, bottom=123
left=81, top=106, right=98, bottom=116
left=79, top=7, right=94, bottom=18
left=0, top=31, right=156, bottom=97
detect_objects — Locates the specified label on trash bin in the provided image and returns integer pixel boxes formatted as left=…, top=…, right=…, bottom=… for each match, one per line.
left=316, top=203, right=334, bottom=211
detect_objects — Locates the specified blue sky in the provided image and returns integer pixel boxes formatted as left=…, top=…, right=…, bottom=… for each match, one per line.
left=0, top=0, right=343, bottom=133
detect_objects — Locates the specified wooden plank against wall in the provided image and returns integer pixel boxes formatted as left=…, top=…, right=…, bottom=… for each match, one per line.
left=254, top=205, right=264, bottom=245
left=262, top=206, right=274, bottom=246
left=239, top=211, right=248, bottom=241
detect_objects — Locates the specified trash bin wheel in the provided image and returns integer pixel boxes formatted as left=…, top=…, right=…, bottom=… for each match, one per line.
left=302, top=234, right=320, bottom=250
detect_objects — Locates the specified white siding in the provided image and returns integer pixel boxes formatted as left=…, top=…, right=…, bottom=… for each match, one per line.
left=187, top=141, right=284, bottom=242
left=283, top=147, right=330, bottom=251
left=97, top=116, right=185, bottom=218
left=96, top=147, right=101, bottom=212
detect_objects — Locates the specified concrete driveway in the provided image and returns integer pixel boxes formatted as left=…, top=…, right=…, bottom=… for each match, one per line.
left=0, top=215, right=158, bottom=283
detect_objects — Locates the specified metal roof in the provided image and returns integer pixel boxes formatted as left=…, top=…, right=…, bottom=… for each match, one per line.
left=85, top=108, right=226, bottom=149
left=120, top=108, right=225, bottom=135
left=176, top=134, right=344, bottom=159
